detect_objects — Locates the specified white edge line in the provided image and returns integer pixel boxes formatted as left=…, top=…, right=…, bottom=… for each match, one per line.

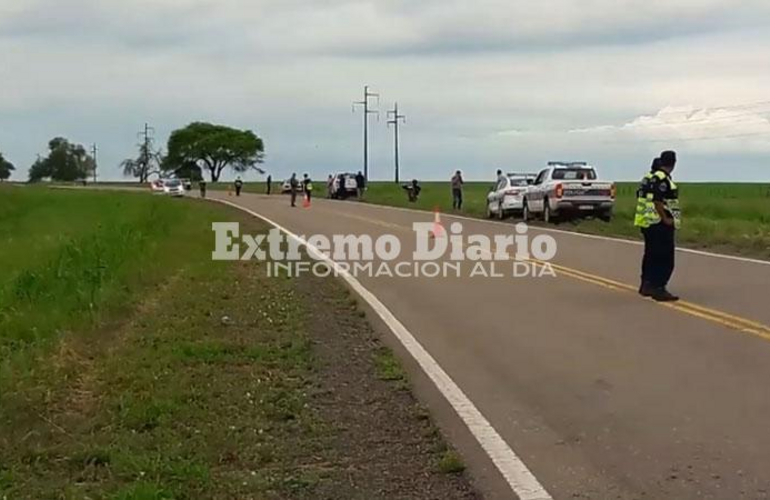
left=213, top=198, right=553, bottom=500
left=343, top=199, right=770, bottom=267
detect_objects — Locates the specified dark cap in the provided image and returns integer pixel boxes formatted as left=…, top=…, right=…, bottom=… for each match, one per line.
left=660, top=150, right=677, bottom=167
left=650, top=157, right=661, bottom=171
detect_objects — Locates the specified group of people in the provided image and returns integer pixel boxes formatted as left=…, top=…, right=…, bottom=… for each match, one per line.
left=285, top=173, right=314, bottom=207
left=324, top=171, right=367, bottom=200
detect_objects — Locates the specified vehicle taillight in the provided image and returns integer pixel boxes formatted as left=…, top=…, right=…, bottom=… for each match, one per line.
left=505, top=189, right=521, bottom=196
left=555, top=183, right=564, bottom=199
left=611, top=184, right=617, bottom=199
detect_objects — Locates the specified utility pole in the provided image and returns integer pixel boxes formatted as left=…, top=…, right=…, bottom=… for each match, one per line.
left=353, top=85, right=379, bottom=181
left=91, top=143, right=98, bottom=183
left=137, top=123, right=155, bottom=183
left=387, top=102, right=406, bottom=184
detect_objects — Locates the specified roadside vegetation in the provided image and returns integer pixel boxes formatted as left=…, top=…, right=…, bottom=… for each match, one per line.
left=0, top=186, right=476, bottom=499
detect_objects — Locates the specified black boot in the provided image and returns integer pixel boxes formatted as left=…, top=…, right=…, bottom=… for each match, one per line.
left=639, top=282, right=654, bottom=297
left=651, top=288, right=679, bottom=302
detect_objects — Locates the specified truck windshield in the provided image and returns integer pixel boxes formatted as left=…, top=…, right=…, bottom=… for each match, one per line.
left=552, top=169, right=597, bottom=180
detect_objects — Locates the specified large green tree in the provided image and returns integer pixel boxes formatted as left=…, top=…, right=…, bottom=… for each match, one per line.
left=28, top=138, right=94, bottom=182
left=164, top=122, right=265, bottom=182
left=0, top=152, right=14, bottom=181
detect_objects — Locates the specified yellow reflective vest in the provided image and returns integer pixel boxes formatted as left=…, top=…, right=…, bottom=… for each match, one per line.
left=634, top=170, right=680, bottom=229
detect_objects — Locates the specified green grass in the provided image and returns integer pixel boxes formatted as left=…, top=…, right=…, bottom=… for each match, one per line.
left=437, top=450, right=466, bottom=475
left=0, top=187, right=229, bottom=364
left=0, top=186, right=473, bottom=498
left=360, top=181, right=770, bottom=259
left=0, top=187, right=323, bottom=498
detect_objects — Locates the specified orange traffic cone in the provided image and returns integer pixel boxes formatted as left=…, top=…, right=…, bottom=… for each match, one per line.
left=303, top=193, right=311, bottom=208
left=430, top=207, right=445, bottom=239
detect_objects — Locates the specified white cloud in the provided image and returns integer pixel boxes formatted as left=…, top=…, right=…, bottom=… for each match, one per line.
left=1, top=0, right=770, bottom=182
left=570, top=104, right=770, bottom=153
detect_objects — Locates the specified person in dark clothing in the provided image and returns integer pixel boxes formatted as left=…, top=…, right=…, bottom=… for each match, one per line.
left=302, top=174, right=313, bottom=203
left=635, top=151, right=681, bottom=302
left=234, top=177, right=243, bottom=196
left=199, top=179, right=207, bottom=198
left=289, top=173, right=299, bottom=207
left=355, top=171, right=366, bottom=200
left=266, top=174, right=272, bottom=195
left=403, top=179, right=422, bottom=202
left=451, top=170, right=464, bottom=210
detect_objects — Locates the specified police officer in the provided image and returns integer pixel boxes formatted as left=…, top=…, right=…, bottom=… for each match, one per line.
left=234, top=176, right=244, bottom=196
left=634, top=150, right=681, bottom=302
left=289, top=173, right=299, bottom=207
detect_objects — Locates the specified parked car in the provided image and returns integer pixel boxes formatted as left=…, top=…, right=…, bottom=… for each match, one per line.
left=522, top=162, right=615, bottom=223
left=331, top=173, right=358, bottom=199
left=486, top=172, right=537, bottom=220
left=281, top=179, right=295, bottom=193
left=162, top=179, right=185, bottom=197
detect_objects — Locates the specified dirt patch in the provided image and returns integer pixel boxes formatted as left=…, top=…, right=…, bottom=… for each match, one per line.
left=293, top=271, right=480, bottom=499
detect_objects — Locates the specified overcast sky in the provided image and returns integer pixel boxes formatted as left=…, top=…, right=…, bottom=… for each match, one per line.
left=1, top=0, right=770, bottom=182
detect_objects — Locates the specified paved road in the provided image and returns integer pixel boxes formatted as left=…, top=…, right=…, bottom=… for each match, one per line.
left=212, top=192, right=770, bottom=500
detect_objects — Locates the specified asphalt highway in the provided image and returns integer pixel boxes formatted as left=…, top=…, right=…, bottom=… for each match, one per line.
left=211, top=191, right=770, bottom=500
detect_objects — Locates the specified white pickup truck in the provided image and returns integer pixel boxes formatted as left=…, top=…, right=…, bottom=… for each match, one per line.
left=522, top=162, right=616, bottom=223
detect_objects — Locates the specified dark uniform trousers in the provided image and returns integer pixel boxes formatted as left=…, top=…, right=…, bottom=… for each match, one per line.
left=641, top=222, right=675, bottom=289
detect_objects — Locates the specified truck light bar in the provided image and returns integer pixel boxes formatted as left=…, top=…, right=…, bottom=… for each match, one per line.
left=547, top=161, right=589, bottom=167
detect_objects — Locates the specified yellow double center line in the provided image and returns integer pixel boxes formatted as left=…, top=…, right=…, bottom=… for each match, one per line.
left=539, top=261, right=770, bottom=342
left=331, top=208, right=770, bottom=342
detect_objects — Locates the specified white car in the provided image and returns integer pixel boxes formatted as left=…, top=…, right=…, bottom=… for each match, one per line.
left=522, top=162, right=615, bottom=223
left=331, top=173, right=359, bottom=199
left=486, top=173, right=537, bottom=219
left=162, top=179, right=185, bottom=197
left=281, top=179, right=295, bottom=193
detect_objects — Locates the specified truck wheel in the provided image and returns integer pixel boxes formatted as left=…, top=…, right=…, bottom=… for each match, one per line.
left=544, top=199, right=560, bottom=224
left=599, top=210, right=613, bottom=223
left=522, top=200, right=530, bottom=222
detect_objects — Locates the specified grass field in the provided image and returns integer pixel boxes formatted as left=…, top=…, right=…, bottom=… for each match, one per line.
left=0, top=186, right=474, bottom=499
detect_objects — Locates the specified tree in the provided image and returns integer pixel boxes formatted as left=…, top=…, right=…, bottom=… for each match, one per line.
left=121, top=138, right=163, bottom=183
left=164, top=122, right=265, bottom=182
left=28, top=138, right=94, bottom=182
left=0, top=152, right=14, bottom=181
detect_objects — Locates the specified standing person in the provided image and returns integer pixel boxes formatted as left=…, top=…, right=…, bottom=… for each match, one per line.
left=303, top=174, right=313, bottom=203
left=289, top=173, right=299, bottom=207
left=634, top=151, right=681, bottom=302
left=496, top=169, right=505, bottom=185
left=451, top=170, right=464, bottom=210
left=234, top=176, right=244, bottom=197
left=266, top=174, right=272, bottom=195
left=326, top=175, right=335, bottom=199
left=199, top=178, right=207, bottom=199
left=355, top=171, right=366, bottom=200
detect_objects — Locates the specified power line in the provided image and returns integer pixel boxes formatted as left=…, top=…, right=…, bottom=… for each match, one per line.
left=387, top=102, right=406, bottom=184
left=353, top=85, right=379, bottom=181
